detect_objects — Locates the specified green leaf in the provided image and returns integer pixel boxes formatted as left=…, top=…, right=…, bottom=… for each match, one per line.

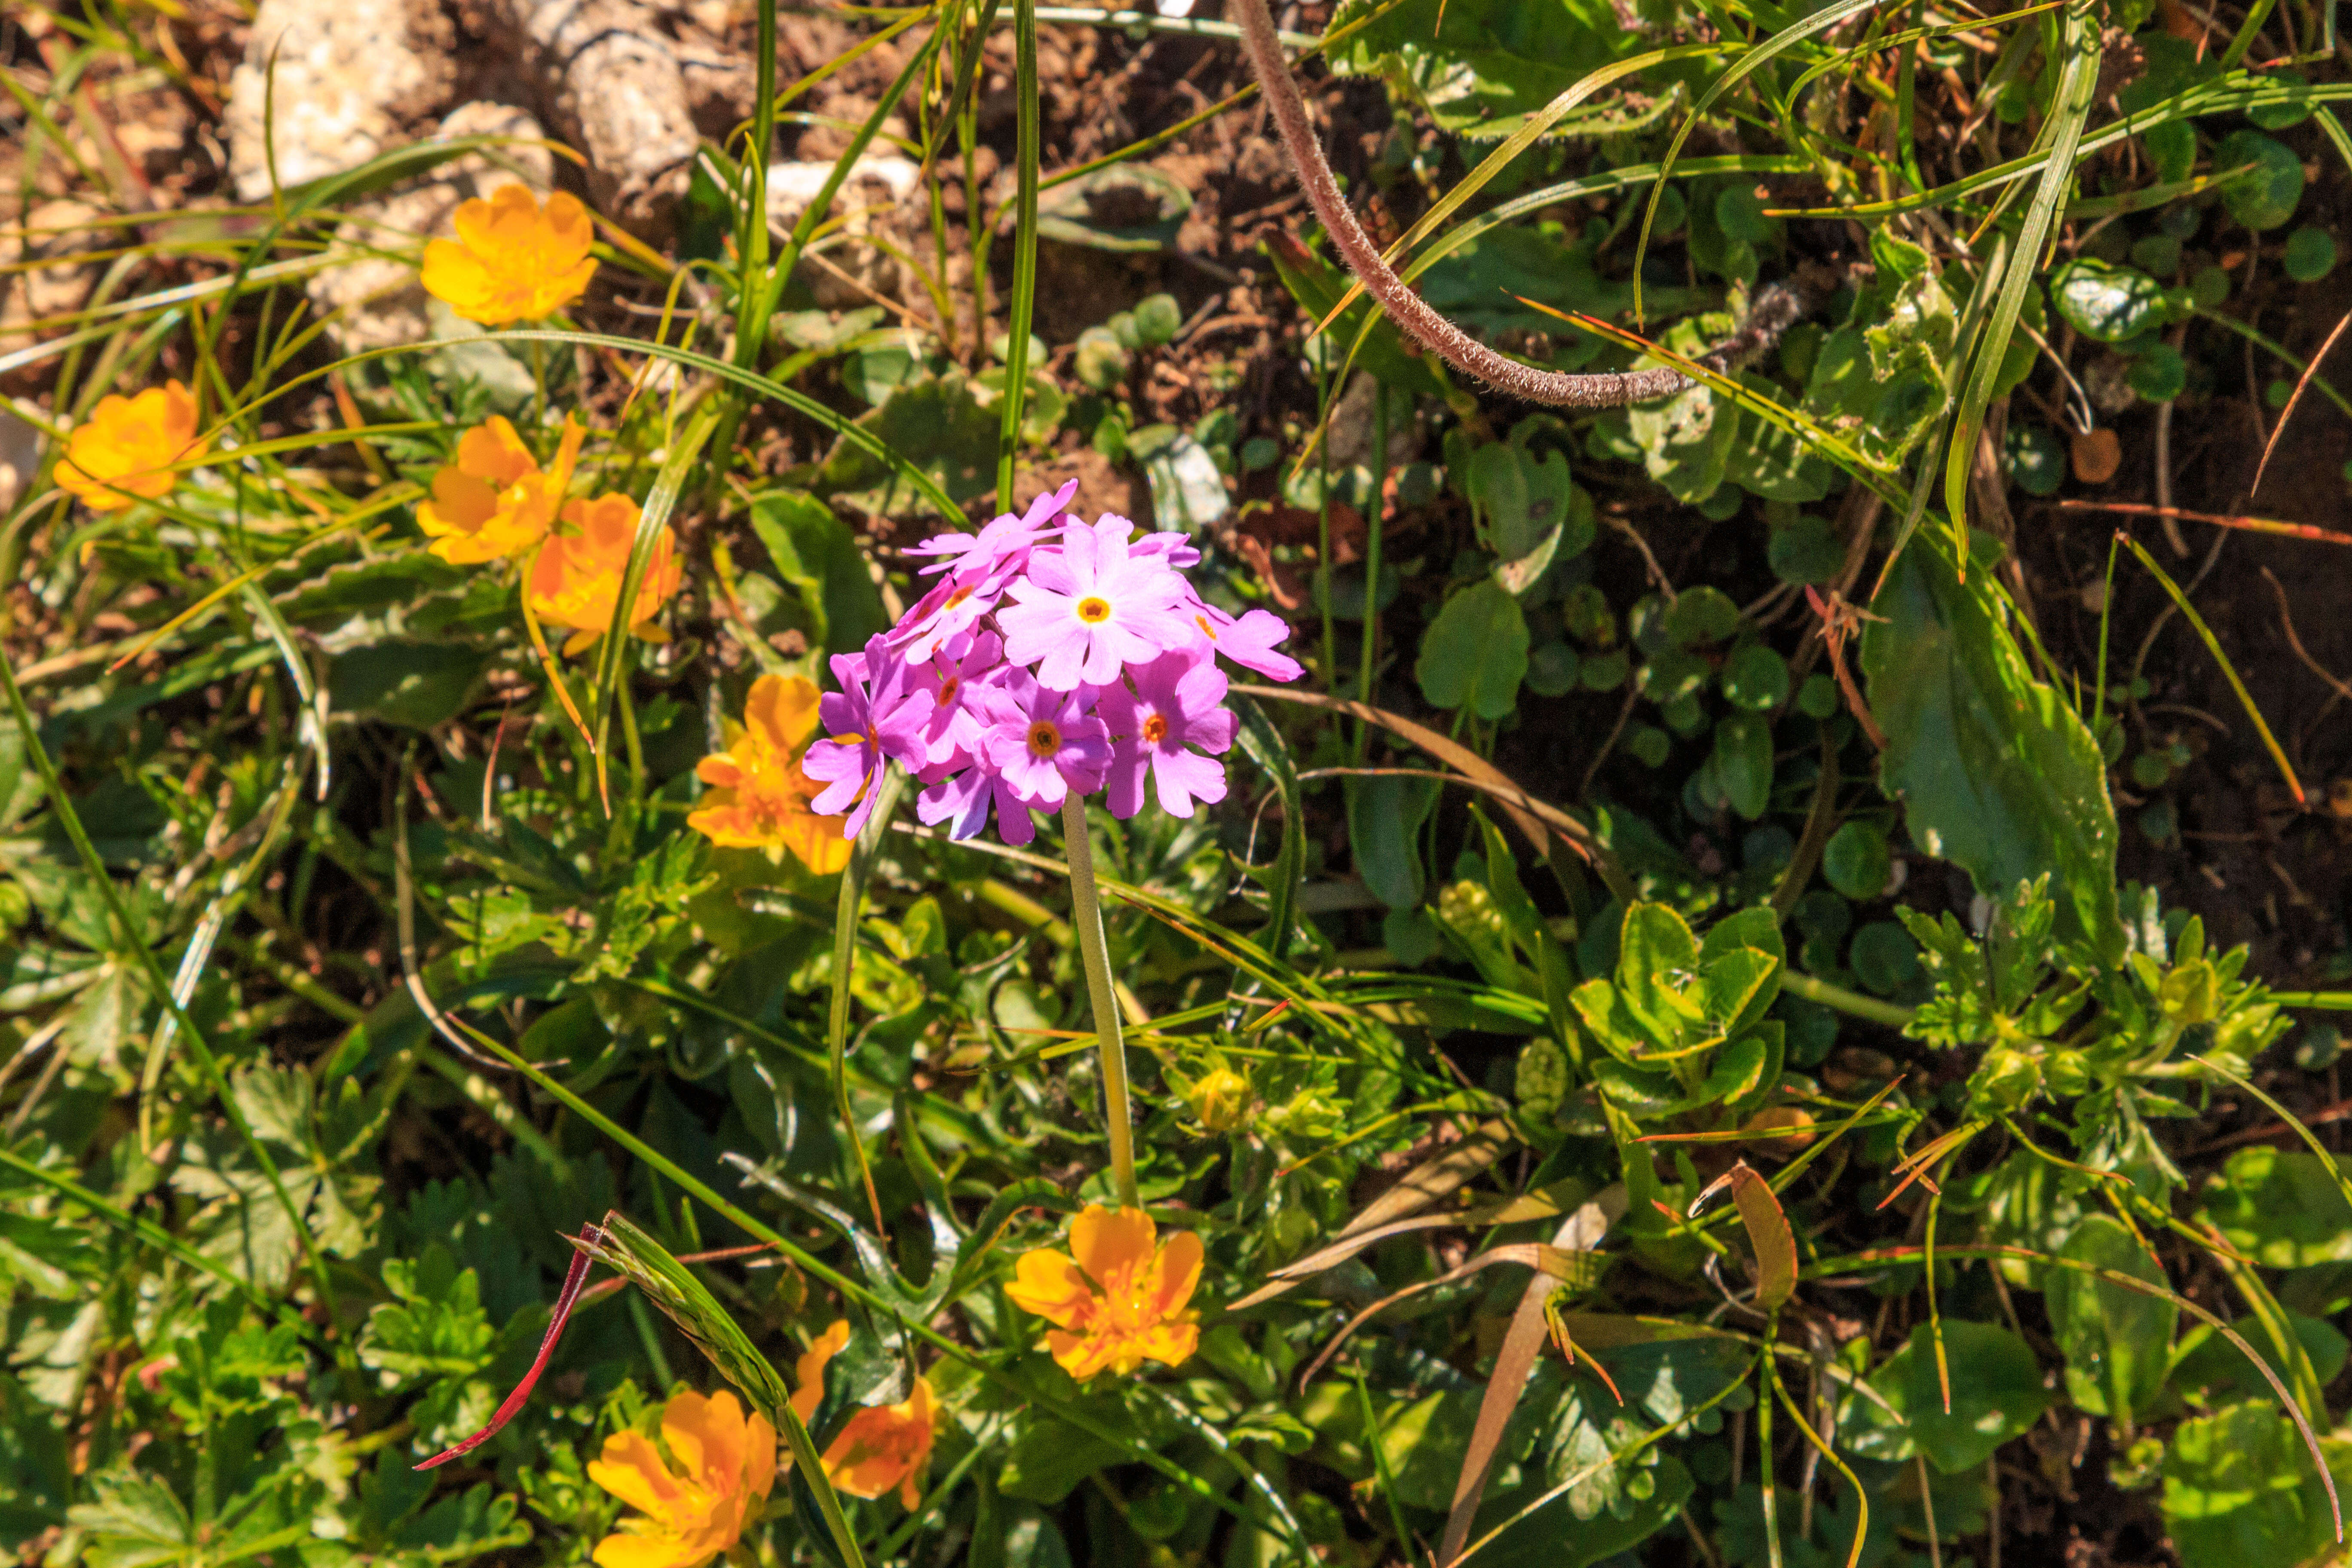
left=1822, top=821, right=1890, bottom=899
left=1842, top=1320, right=2050, bottom=1472
left=1862, top=534, right=2122, bottom=963
left=1468, top=443, right=1591, bottom=593
left=1721, top=645, right=1789, bottom=711
left=1471, top=1457, right=1694, bottom=1568
left=1346, top=773, right=1440, bottom=908
left=749, top=490, right=891, bottom=659
left=2162, top=1401, right=2340, bottom=1568
left=2204, top=1148, right=2352, bottom=1267
left=1712, top=712, right=1773, bottom=820
left=2216, top=129, right=2305, bottom=231
left=1327, top=0, right=1642, bottom=142
left=360, top=1246, right=495, bottom=1386
left=812, top=371, right=999, bottom=515
left=2047, top=1214, right=2174, bottom=1425
left=999, top=1400, right=1139, bottom=1503
left=328, top=640, right=490, bottom=729
left=69, top=1472, right=194, bottom=1568
left=1035, top=165, right=1192, bottom=251
left=2050, top=258, right=2180, bottom=343
left=1417, top=581, right=1529, bottom=720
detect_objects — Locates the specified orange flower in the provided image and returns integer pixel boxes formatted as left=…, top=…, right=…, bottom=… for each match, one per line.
left=689, top=675, right=854, bottom=873
left=416, top=414, right=585, bottom=564
left=56, top=380, right=205, bottom=512
left=525, top=493, right=681, bottom=655
left=1005, top=1206, right=1202, bottom=1379
left=587, top=1389, right=775, bottom=1568
left=788, top=1320, right=937, bottom=1508
left=421, top=184, right=598, bottom=325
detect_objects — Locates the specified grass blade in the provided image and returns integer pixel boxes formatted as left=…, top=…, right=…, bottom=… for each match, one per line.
left=2119, top=533, right=2303, bottom=805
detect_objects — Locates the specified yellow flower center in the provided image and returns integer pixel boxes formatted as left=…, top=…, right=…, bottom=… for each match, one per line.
left=1027, top=720, right=1062, bottom=757
left=1077, top=596, right=1112, bottom=624
left=1141, top=714, right=1169, bottom=744
left=1194, top=613, right=1218, bottom=640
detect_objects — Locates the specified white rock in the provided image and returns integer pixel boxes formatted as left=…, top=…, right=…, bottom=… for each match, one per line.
left=766, top=157, right=924, bottom=308
left=225, top=0, right=448, bottom=202
left=765, top=156, right=926, bottom=225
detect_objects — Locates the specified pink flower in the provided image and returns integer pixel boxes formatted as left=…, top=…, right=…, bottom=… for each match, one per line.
left=803, top=637, right=935, bottom=838
left=1183, top=603, right=1303, bottom=683
left=907, top=479, right=1075, bottom=578
left=999, top=515, right=1193, bottom=690
left=1099, top=651, right=1237, bottom=820
left=909, top=631, right=1002, bottom=772
left=980, top=672, right=1112, bottom=814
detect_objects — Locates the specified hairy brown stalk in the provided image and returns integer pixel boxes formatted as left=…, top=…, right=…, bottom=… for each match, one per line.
left=1228, top=0, right=1822, bottom=407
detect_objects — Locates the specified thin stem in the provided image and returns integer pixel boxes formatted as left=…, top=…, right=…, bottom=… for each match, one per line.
left=831, top=766, right=911, bottom=1235
left=1061, top=793, right=1138, bottom=1207
left=1224, top=0, right=1819, bottom=408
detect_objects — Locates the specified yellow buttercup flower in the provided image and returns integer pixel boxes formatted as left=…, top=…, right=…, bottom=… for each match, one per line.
left=417, top=413, right=585, bottom=564
left=689, top=675, right=854, bottom=873
left=56, top=380, right=206, bottom=512
left=421, top=184, right=599, bottom=325
left=525, top=492, right=682, bottom=655
left=588, top=1389, right=775, bottom=1568
left=1005, top=1206, right=1202, bottom=1379
left=788, top=1320, right=937, bottom=1508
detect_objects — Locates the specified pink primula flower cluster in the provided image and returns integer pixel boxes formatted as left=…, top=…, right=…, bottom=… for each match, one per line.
left=804, top=481, right=1302, bottom=846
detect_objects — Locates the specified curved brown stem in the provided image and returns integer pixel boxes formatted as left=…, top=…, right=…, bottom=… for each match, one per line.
left=1228, top=0, right=1814, bottom=407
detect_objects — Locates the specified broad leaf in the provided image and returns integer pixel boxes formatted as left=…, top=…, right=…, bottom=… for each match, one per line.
left=1863, top=534, right=2121, bottom=963
left=2046, top=1214, right=2175, bottom=1426
left=1842, top=1320, right=2049, bottom=1473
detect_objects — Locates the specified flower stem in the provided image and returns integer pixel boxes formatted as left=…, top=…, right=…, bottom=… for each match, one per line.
left=1060, top=793, right=1137, bottom=1208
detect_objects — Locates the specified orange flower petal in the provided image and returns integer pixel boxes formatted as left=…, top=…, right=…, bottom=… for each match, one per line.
left=1143, top=1227, right=1204, bottom=1320
left=1069, top=1205, right=1157, bottom=1290
left=588, top=1430, right=687, bottom=1521
left=1005, top=1247, right=1094, bottom=1328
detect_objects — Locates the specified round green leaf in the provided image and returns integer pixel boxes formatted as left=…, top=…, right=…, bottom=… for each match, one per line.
left=1822, top=821, right=1891, bottom=899
left=1074, top=327, right=1130, bottom=391
left=2004, top=422, right=2067, bottom=495
left=1415, top=581, right=1529, bottom=719
left=2191, top=264, right=2232, bottom=307
left=2286, top=226, right=2337, bottom=282
left=2216, top=129, right=2304, bottom=231
left=1132, top=293, right=1184, bottom=346
left=1842, top=1321, right=2052, bottom=1473
left=2051, top=258, right=2174, bottom=343
left=1722, top=645, right=1790, bottom=711
left=1796, top=672, right=1840, bottom=719
left=1665, top=585, right=1742, bottom=648
left=2127, top=343, right=2186, bottom=402
left=1715, top=183, right=1774, bottom=244
left=1848, top=920, right=1918, bottom=995
left=2162, top=1402, right=2340, bottom=1568
left=1526, top=640, right=1580, bottom=697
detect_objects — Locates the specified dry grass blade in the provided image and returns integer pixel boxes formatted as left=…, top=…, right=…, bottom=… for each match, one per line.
left=2057, top=499, right=2352, bottom=546
left=1297, top=1242, right=1586, bottom=1389
left=1227, top=1170, right=1583, bottom=1312
left=2254, top=303, right=2352, bottom=495
left=1436, top=1188, right=1626, bottom=1567
left=1691, top=1162, right=1796, bottom=1311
